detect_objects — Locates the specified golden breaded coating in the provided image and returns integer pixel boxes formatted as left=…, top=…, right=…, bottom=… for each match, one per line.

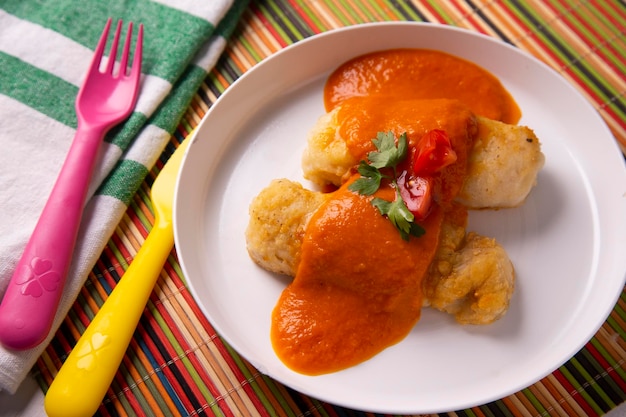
left=246, top=179, right=327, bottom=276
left=301, top=109, right=355, bottom=187
left=423, top=215, right=515, bottom=325
left=301, top=106, right=544, bottom=209
left=456, top=117, right=545, bottom=209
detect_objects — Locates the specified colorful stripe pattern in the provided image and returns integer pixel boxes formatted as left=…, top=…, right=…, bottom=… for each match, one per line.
left=34, top=1, right=626, bottom=416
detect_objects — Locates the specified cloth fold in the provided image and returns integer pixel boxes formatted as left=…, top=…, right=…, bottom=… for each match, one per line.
left=0, top=0, right=248, bottom=394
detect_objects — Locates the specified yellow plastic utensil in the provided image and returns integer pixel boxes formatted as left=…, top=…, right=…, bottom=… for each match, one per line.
left=44, top=136, right=191, bottom=417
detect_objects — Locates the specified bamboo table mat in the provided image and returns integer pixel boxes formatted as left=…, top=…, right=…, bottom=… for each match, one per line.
left=33, top=1, right=626, bottom=416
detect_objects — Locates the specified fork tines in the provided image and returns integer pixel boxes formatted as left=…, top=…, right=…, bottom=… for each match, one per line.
left=93, top=18, right=143, bottom=78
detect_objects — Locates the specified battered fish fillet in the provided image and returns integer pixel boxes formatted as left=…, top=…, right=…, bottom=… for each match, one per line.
left=422, top=208, right=515, bottom=325
left=456, top=117, right=545, bottom=208
left=246, top=179, right=328, bottom=276
left=246, top=180, right=514, bottom=325
left=302, top=107, right=544, bottom=209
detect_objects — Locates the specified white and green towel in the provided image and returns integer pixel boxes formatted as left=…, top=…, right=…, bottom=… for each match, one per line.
left=0, top=0, right=248, bottom=394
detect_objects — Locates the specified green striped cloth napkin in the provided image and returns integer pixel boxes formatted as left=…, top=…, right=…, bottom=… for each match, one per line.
left=0, top=0, right=248, bottom=394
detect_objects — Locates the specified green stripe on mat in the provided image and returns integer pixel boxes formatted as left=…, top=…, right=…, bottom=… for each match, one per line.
left=560, top=364, right=605, bottom=415
left=607, top=315, right=626, bottom=341
left=119, top=315, right=179, bottom=415
left=268, top=1, right=311, bottom=39
left=554, top=1, right=625, bottom=65
left=389, top=0, right=425, bottom=21
left=153, top=301, right=227, bottom=416
left=508, top=1, right=626, bottom=116
left=574, top=354, right=616, bottom=409
left=367, top=1, right=396, bottom=21
left=83, top=274, right=106, bottom=312
left=517, top=388, right=542, bottom=416
left=113, top=358, right=154, bottom=416
left=424, top=0, right=456, bottom=24
left=589, top=338, right=626, bottom=382
left=293, top=1, right=326, bottom=32
left=147, top=300, right=225, bottom=416
left=323, top=1, right=353, bottom=27
left=587, top=2, right=626, bottom=50
left=257, top=2, right=298, bottom=45
left=223, top=348, right=276, bottom=414
left=128, top=186, right=154, bottom=232
left=614, top=297, right=626, bottom=322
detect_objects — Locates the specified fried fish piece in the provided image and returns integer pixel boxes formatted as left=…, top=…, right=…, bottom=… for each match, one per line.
left=422, top=206, right=515, bottom=325
left=456, top=116, right=544, bottom=208
left=301, top=109, right=353, bottom=187
left=302, top=105, right=544, bottom=209
left=246, top=179, right=328, bottom=276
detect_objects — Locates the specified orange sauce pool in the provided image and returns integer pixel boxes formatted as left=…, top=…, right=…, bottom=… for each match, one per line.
left=271, top=49, right=520, bottom=375
left=325, top=48, right=520, bottom=124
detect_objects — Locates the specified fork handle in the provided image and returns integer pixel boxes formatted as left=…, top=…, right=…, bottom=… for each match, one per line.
left=44, top=221, right=173, bottom=417
left=0, top=125, right=105, bottom=350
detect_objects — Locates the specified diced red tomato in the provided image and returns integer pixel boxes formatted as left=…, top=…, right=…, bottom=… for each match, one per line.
left=412, top=129, right=457, bottom=176
left=397, top=171, right=432, bottom=220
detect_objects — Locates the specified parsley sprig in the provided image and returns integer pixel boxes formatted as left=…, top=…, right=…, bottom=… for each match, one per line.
left=348, top=132, right=425, bottom=241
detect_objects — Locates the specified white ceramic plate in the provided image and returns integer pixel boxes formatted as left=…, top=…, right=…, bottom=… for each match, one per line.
left=174, top=23, right=626, bottom=414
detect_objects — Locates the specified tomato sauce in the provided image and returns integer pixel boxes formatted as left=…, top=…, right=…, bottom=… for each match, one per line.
left=271, top=178, right=443, bottom=375
left=335, top=97, right=476, bottom=208
left=325, top=48, right=520, bottom=124
left=270, top=49, right=520, bottom=374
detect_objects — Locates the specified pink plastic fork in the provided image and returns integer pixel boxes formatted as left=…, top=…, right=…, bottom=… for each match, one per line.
left=0, top=19, right=143, bottom=350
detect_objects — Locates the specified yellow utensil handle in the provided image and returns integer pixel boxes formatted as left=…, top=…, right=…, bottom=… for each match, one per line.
left=44, top=222, right=173, bottom=417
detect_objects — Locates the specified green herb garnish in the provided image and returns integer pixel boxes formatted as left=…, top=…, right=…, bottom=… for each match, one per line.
left=348, top=131, right=425, bottom=241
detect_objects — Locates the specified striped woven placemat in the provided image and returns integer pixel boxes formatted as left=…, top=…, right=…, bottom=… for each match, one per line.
left=33, top=1, right=626, bottom=416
